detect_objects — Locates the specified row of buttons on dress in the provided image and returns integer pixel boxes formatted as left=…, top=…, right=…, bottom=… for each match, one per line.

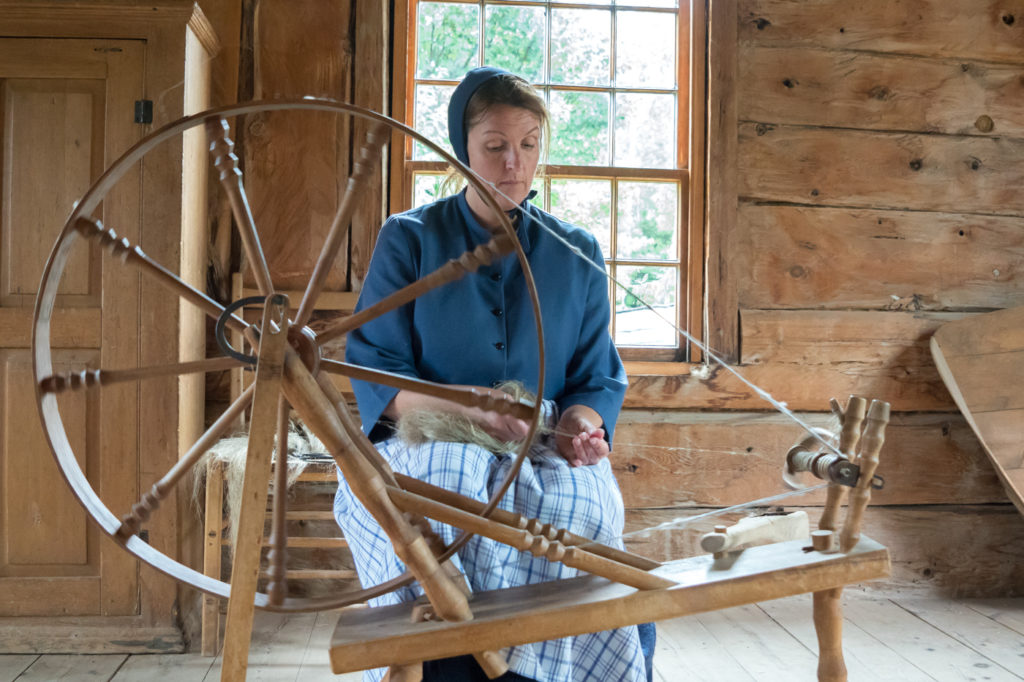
left=490, top=271, right=504, bottom=350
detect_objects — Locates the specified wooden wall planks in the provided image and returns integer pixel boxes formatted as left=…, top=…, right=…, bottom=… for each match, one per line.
left=737, top=0, right=1024, bottom=63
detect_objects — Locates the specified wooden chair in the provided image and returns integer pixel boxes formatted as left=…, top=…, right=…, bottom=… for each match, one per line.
left=31, top=100, right=890, bottom=681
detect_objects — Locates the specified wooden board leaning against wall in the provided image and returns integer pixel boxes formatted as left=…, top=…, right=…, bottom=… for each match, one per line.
left=621, top=0, right=1024, bottom=597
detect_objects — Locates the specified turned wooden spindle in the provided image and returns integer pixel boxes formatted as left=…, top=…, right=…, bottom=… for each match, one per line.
left=114, top=383, right=256, bottom=541
left=320, top=360, right=536, bottom=422
left=40, top=357, right=240, bottom=395
left=295, top=120, right=391, bottom=328
left=840, top=400, right=889, bottom=553
left=71, top=216, right=247, bottom=332
left=818, top=396, right=867, bottom=531
left=393, top=472, right=661, bottom=571
left=205, top=117, right=275, bottom=298
left=387, top=486, right=673, bottom=591
left=315, top=234, right=516, bottom=345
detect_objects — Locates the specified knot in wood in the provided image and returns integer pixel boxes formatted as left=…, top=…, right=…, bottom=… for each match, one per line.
left=1002, top=13, right=1015, bottom=25
left=868, top=85, right=891, bottom=101
left=753, top=17, right=771, bottom=30
left=908, top=159, right=923, bottom=171
left=974, top=115, right=994, bottom=133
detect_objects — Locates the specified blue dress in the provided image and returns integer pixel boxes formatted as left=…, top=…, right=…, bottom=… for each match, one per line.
left=334, top=190, right=645, bottom=682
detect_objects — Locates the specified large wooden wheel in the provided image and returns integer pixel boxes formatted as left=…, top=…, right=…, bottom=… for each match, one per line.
left=32, top=99, right=549, bottom=614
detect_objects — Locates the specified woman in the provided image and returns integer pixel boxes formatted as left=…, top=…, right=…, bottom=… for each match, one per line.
left=335, top=67, right=647, bottom=682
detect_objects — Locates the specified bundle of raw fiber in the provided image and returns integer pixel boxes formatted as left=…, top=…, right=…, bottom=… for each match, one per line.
left=193, top=418, right=330, bottom=548
left=395, top=380, right=549, bottom=454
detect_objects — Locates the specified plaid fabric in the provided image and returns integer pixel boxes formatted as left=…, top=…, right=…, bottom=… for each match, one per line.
left=333, top=412, right=645, bottom=682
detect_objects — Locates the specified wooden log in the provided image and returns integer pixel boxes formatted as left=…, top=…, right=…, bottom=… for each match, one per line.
left=612, top=411, right=1005, bottom=508
left=624, top=505, right=1024, bottom=597
left=737, top=0, right=1024, bottom=64
left=624, top=360, right=955, bottom=412
left=736, top=205, right=1024, bottom=310
left=738, top=123, right=1024, bottom=216
left=740, top=310, right=967, bottom=365
left=739, top=46, right=1024, bottom=137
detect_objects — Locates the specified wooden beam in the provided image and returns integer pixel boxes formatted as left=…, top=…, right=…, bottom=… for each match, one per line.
left=737, top=123, right=1024, bottom=216
left=736, top=205, right=1024, bottom=310
left=737, top=0, right=1024, bottom=64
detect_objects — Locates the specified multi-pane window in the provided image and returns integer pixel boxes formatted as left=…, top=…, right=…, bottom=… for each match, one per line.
left=398, top=0, right=690, bottom=359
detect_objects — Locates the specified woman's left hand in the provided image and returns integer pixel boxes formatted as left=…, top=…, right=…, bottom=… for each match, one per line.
left=555, top=405, right=610, bottom=467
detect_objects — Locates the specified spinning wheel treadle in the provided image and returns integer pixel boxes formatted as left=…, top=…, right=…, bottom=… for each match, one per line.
left=33, top=99, right=891, bottom=682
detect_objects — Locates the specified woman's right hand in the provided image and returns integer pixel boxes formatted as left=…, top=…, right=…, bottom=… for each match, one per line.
left=384, top=386, right=530, bottom=443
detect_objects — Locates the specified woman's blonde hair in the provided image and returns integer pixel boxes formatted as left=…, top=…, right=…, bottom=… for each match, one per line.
left=440, top=74, right=551, bottom=199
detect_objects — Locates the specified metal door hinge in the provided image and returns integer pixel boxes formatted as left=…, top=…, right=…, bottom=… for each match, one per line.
left=134, top=100, right=153, bottom=124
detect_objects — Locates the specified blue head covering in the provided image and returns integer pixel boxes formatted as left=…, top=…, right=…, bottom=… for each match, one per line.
left=447, top=66, right=513, bottom=165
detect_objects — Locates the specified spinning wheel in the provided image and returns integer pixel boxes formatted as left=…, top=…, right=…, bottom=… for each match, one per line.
left=34, top=100, right=892, bottom=681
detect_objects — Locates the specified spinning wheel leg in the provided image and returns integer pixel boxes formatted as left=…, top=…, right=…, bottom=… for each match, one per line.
left=221, top=296, right=289, bottom=682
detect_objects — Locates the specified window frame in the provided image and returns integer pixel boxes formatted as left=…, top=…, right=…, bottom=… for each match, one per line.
left=389, top=0, right=705, bottom=363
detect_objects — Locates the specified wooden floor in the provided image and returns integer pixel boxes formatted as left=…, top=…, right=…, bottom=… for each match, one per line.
left=2, top=593, right=1022, bottom=681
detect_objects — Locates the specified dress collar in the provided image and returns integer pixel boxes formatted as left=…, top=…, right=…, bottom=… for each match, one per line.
left=455, top=189, right=536, bottom=254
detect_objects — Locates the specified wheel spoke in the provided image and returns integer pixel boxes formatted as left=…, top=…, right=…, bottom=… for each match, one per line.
left=72, top=216, right=247, bottom=332
left=294, top=121, right=390, bottom=328
left=206, top=117, right=275, bottom=297
left=315, top=234, right=516, bottom=346
left=319, top=359, right=535, bottom=422
left=115, top=382, right=256, bottom=540
left=40, top=356, right=242, bottom=394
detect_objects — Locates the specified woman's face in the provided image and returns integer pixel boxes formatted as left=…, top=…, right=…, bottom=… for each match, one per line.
left=465, top=104, right=541, bottom=216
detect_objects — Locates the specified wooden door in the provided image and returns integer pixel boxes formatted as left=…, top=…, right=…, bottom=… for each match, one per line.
left=0, top=38, right=143, bottom=617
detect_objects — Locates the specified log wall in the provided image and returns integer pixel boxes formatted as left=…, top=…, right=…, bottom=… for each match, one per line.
left=620, top=0, right=1024, bottom=596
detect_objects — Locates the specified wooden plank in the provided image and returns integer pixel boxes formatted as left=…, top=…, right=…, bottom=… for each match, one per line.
left=741, top=309, right=967, bottom=364
left=0, top=619, right=184, bottom=654
left=737, top=204, right=1024, bottom=310
left=350, top=0, right=389, bottom=289
left=737, top=0, right=1024, bottom=64
left=624, top=505, right=1024, bottom=597
left=0, top=301, right=100, bottom=349
left=739, top=46, right=1024, bottom=137
left=757, top=594, right=934, bottom=682
left=964, top=599, right=1024, bottom=637
left=693, top=604, right=818, bottom=680
left=613, top=411, right=1005, bottom=508
left=210, top=612, right=320, bottom=682
left=651, top=615, right=754, bottom=681
left=738, top=123, right=1024, bottom=216
left=0, top=654, right=37, bottom=681
left=111, top=653, right=216, bottom=680
left=625, top=360, right=955, bottom=411
left=705, top=0, right=740, bottom=362
left=932, top=308, right=1024, bottom=515
left=295, top=611, right=356, bottom=682
left=246, top=0, right=351, bottom=290
left=329, top=537, right=889, bottom=673
left=841, top=597, right=1022, bottom=681
left=14, top=654, right=126, bottom=681
left=897, top=597, right=1024, bottom=674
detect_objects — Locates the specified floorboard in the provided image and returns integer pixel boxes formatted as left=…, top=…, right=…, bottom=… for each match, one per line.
left=7, top=596, right=1024, bottom=681
left=0, top=655, right=37, bottom=682
left=842, top=597, right=1023, bottom=681
left=14, top=654, right=126, bottom=680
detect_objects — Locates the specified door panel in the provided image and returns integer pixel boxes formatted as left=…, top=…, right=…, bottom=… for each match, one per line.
left=0, top=38, right=144, bottom=617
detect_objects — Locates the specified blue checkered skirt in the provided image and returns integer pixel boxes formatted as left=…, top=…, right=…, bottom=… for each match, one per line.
left=333, top=427, right=646, bottom=682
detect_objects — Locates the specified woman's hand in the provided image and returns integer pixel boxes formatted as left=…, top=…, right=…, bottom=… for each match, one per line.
left=555, top=405, right=609, bottom=467
left=385, top=386, right=530, bottom=443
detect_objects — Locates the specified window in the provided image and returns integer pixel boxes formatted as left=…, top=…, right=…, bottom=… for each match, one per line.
left=392, top=0, right=697, bottom=361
